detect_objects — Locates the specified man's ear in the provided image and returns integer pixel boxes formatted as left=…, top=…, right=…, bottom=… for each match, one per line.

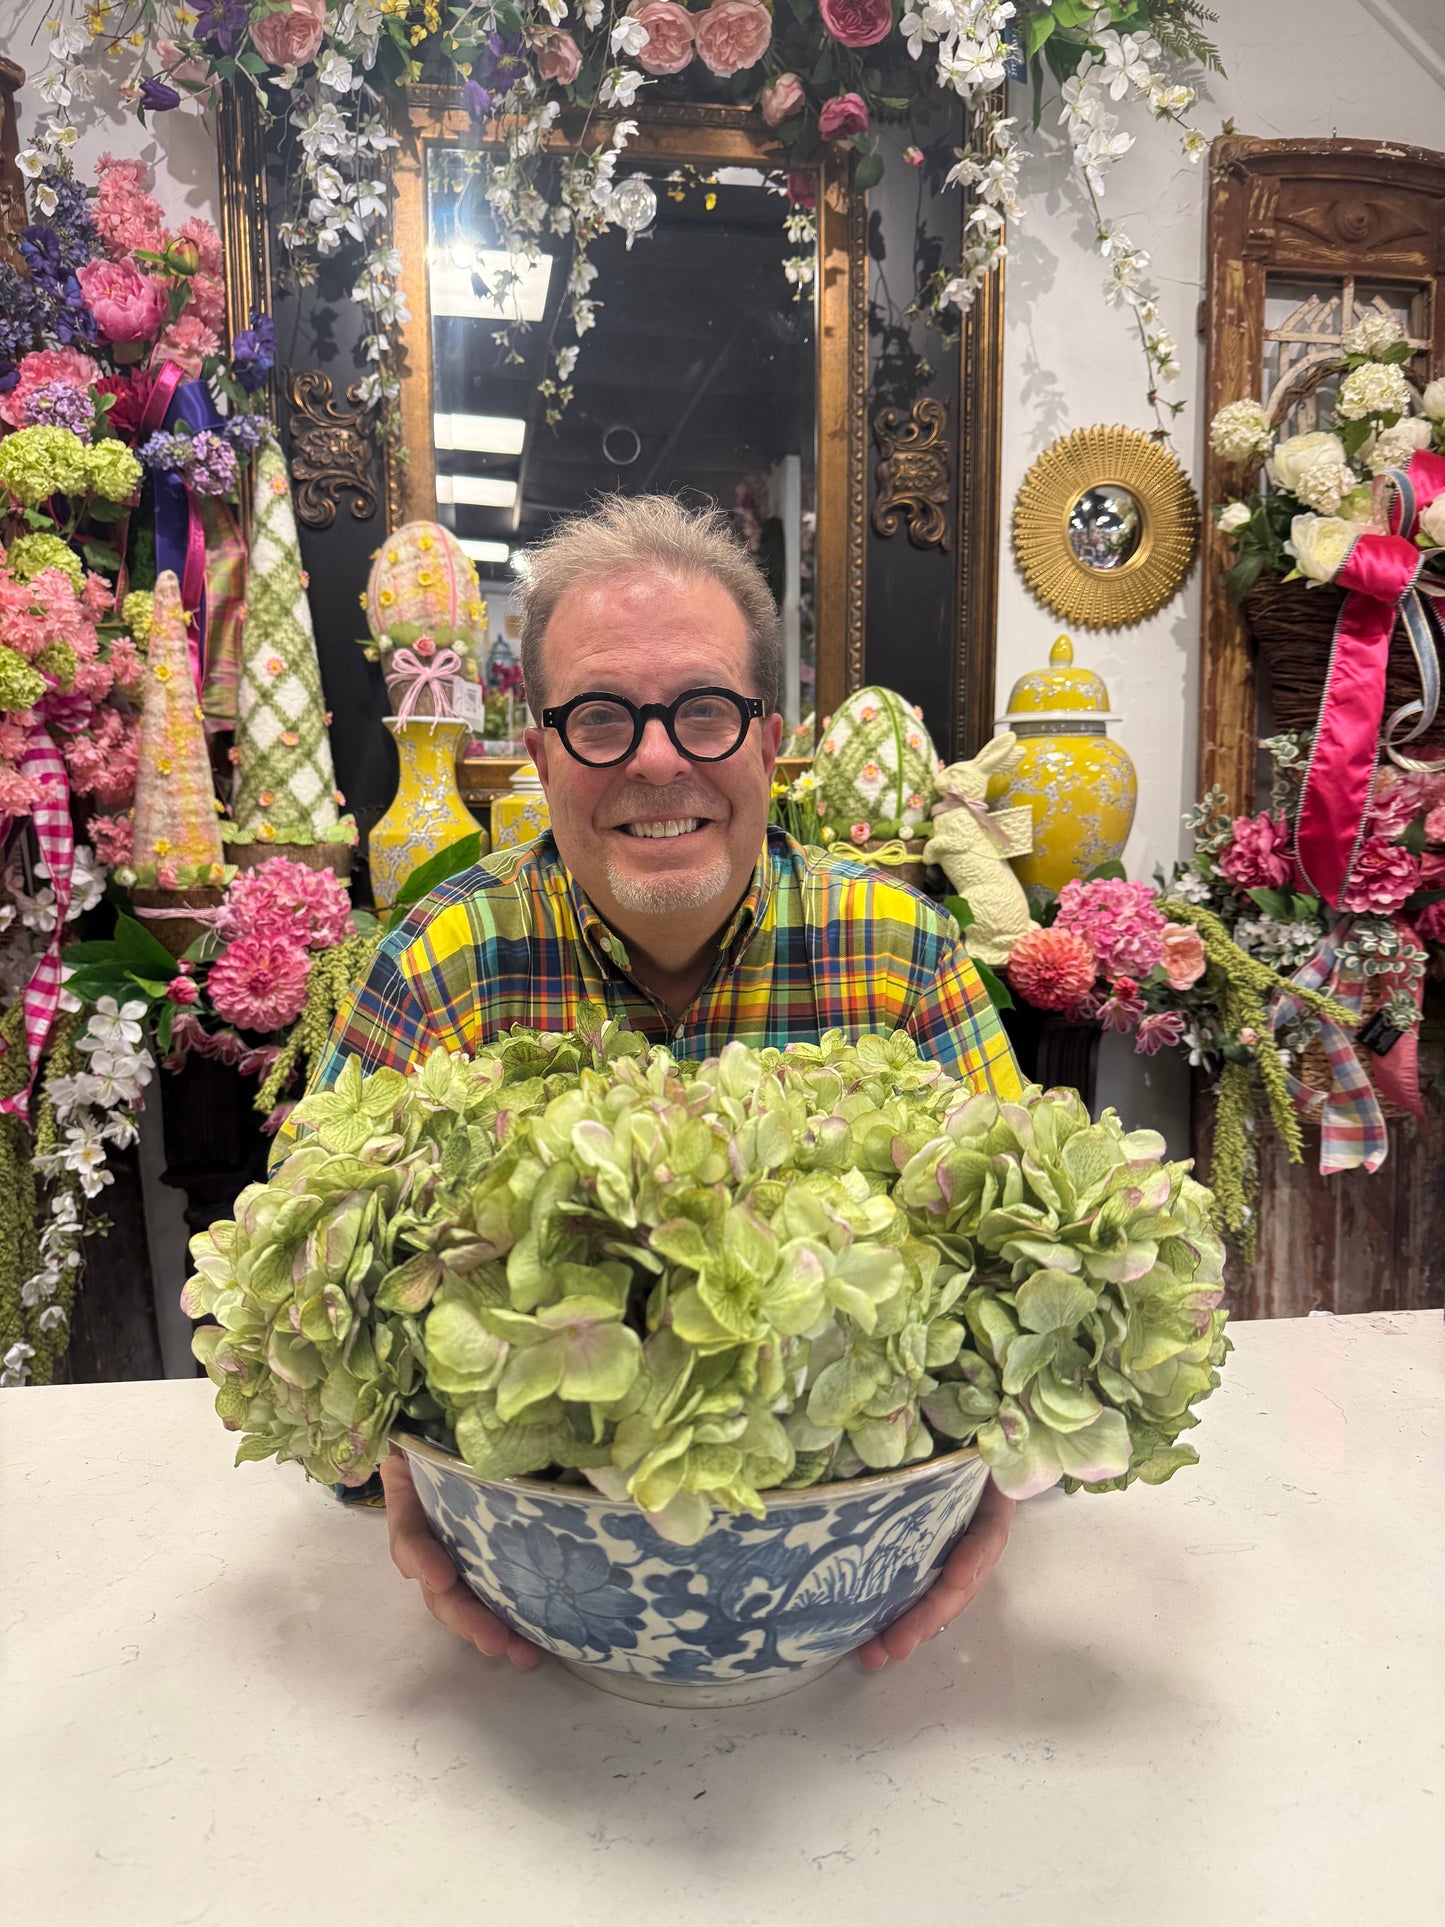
left=761, top=710, right=784, bottom=781
left=523, top=725, right=550, bottom=790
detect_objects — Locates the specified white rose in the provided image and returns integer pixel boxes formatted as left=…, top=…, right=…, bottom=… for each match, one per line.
left=1270, top=430, right=1347, bottom=495
left=1420, top=496, right=1445, bottom=548
left=1420, top=378, right=1445, bottom=423
left=1286, top=513, right=1358, bottom=583
left=1362, top=415, right=1433, bottom=477
left=1336, top=361, right=1411, bottom=422
left=1217, top=501, right=1251, bottom=532
left=1339, top=311, right=1404, bottom=359
left=1293, top=453, right=1360, bottom=515
left=1209, top=399, right=1274, bottom=464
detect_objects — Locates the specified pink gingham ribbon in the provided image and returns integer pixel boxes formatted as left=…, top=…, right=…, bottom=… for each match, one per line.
left=386, top=647, right=463, bottom=722
left=0, top=734, right=74, bottom=1117
left=1268, top=918, right=1387, bottom=1176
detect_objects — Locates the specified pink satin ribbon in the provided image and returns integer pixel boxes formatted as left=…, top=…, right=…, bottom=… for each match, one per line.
left=386, top=647, right=463, bottom=722
left=1294, top=451, right=1445, bottom=907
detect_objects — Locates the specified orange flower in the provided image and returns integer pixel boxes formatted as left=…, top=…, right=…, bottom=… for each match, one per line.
left=265, top=656, right=284, bottom=675
left=280, top=730, right=299, bottom=747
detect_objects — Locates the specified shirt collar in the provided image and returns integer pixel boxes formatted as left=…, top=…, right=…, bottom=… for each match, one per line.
left=550, top=831, right=775, bottom=977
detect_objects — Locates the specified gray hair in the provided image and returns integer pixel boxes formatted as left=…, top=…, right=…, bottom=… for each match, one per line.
left=516, top=493, right=781, bottom=714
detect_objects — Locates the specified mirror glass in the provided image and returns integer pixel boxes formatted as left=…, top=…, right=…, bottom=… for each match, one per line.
left=425, top=149, right=818, bottom=727
left=1067, top=485, right=1143, bottom=571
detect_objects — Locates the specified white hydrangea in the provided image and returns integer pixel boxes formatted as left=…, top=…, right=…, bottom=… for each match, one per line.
left=1337, top=362, right=1412, bottom=422
left=1210, top=400, right=1274, bottom=463
left=1339, top=311, right=1404, bottom=359
left=1363, top=416, right=1434, bottom=477
left=1293, top=452, right=1362, bottom=515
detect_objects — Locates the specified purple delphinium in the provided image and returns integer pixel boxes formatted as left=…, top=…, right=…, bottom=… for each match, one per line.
left=195, top=0, right=250, bottom=55
left=230, top=310, right=276, bottom=393
left=186, top=429, right=239, bottom=497
left=0, top=265, right=52, bottom=385
left=140, top=77, right=183, bottom=112
left=19, top=225, right=66, bottom=287
left=22, top=381, right=94, bottom=439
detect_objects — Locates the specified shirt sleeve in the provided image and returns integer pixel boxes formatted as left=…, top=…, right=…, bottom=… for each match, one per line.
left=905, top=929, right=1023, bottom=1099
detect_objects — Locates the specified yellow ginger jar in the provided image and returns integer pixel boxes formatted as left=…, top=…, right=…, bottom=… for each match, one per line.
left=985, top=635, right=1137, bottom=908
left=370, top=718, right=486, bottom=910
left=491, top=761, right=551, bottom=852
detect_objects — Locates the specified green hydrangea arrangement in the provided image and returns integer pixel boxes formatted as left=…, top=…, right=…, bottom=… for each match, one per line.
left=186, top=1023, right=1229, bottom=1543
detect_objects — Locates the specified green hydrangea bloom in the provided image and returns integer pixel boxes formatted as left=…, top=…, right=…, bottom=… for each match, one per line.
left=5, top=532, right=83, bottom=590
left=0, top=645, right=46, bottom=711
left=34, top=640, right=76, bottom=690
left=84, top=437, right=143, bottom=506
left=0, top=425, right=91, bottom=507
left=121, top=589, right=154, bottom=645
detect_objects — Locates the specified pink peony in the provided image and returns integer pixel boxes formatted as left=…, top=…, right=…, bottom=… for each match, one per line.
left=629, top=1, right=694, bottom=74
left=1216, top=810, right=1293, bottom=892
left=1159, top=922, right=1208, bottom=989
left=1425, top=805, right=1445, bottom=848
left=693, top=0, right=772, bottom=76
left=88, top=813, right=134, bottom=866
left=249, top=0, right=327, bottom=69
left=1414, top=897, right=1445, bottom=945
left=218, top=856, right=355, bottom=951
left=535, top=28, right=584, bottom=82
left=0, top=347, right=101, bottom=431
left=1368, top=768, right=1445, bottom=840
left=1340, top=837, right=1421, bottom=914
left=759, top=72, right=805, bottom=126
left=77, top=259, right=169, bottom=344
left=1007, top=925, right=1098, bottom=1012
left=207, top=934, right=312, bottom=1032
left=1054, top=876, right=1168, bottom=981
left=819, top=0, right=894, bottom=49
left=1134, top=1011, right=1187, bottom=1056
left=818, top=92, right=870, bottom=141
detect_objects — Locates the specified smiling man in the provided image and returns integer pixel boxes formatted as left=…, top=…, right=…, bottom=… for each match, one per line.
left=307, top=493, right=1021, bottom=1670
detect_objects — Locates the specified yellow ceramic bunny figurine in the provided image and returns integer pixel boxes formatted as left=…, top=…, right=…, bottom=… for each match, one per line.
left=922, top=733, right=1035, bottom=967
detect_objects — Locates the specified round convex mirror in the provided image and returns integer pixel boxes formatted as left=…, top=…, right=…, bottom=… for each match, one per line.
left=1067, top=485, right=1144, bottom=571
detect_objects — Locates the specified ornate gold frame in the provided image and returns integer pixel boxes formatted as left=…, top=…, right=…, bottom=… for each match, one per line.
left=390, top=90, right=867, bottom=721
left=1012, top=423, right=1199, bottom=631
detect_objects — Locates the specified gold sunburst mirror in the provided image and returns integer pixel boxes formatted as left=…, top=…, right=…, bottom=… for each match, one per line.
left=1012, top=424, right=1200, bottom=629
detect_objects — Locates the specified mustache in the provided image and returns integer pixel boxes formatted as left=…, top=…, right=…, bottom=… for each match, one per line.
left=601, top=786, right=721, bottom=828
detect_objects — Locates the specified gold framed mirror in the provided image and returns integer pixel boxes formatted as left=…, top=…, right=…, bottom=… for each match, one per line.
left=1011, top=423, right=1200, bottom=630
left=389, top=89, right=866, bottom=728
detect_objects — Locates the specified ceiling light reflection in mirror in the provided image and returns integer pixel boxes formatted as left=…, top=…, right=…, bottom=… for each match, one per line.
left=425, top=146, right=819, bottom=725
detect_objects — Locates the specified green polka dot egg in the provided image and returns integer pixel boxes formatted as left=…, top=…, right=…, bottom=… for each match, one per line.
left=814, top=685, right=942, bottom=837
left=365, top=522, right=487, bottom=657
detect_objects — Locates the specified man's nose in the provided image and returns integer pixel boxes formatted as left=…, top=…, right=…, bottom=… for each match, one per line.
left=624, top=716, right=693, bottom=784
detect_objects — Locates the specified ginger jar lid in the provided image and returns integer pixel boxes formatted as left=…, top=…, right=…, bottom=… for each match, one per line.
left=997, top=635, right=1122, bottom=729
left=508, top=761, right=544, bottom=793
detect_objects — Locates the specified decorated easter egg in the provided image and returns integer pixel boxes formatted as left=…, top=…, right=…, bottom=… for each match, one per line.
left=813, top=685, right=941, bottom=837
left=365, top=522, right=487, bottom=656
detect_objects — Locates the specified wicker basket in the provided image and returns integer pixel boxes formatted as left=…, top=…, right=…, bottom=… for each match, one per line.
left=129, top=885, right=226, bottom=960
left=223, top=839, right=354, bottom=881
left=1242, top=572, right=1445, bottom=756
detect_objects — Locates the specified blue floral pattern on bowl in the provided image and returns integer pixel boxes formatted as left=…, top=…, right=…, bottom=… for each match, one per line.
left=396, top=1435, right=989, bottom=1705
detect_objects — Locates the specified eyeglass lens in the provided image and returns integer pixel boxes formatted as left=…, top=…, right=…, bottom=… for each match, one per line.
left=566, top=692, right=747, bottom=764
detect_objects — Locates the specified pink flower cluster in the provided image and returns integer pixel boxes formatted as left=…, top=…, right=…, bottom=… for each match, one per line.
left=1006, top=925, right=1097, bottom=1012
left=217, top=857, right=355, bottom=951
left=206, top=936, right=312, bottom=1034
left=0, top=346, right=101, bottom=432
left=1216, top=811, right=1293, bottom=892
left=1053, top=876, right=1169, bottom=982
left=165, top=1011, right=281, bottom=1078
left=1340, top=838, right=1421, bottom=914
left=86, top=156, right=226, bottom=363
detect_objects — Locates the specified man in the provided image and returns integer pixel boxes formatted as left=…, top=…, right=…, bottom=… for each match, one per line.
left=314, top=494, right=1020, bottom=1673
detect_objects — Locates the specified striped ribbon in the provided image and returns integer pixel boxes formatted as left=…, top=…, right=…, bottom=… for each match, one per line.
left=0, top=734, right=74, bottom=1118
left=1268, top=918, right=1387, bottom=1176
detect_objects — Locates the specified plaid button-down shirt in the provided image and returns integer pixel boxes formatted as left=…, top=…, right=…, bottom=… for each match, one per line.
left=304, top=829, right=1020, bottom=1104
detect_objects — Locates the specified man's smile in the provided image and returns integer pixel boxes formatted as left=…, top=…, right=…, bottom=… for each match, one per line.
left=617, top=816, right=707, bottom=840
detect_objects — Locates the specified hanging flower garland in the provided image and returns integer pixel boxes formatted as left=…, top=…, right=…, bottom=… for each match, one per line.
left=27, top=2, right=1222, bottom=439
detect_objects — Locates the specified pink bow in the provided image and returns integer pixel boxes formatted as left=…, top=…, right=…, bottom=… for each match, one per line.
left=386, top=647, right=463, bottom=723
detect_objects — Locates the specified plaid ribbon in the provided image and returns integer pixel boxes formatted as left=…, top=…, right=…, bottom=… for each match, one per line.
left=1268, top=917, right=1386, bottom=1176
left=0, top=733, right=74, bottom=1118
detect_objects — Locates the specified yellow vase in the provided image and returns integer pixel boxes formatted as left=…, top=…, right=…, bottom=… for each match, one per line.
left=491, top=762, right=551, bottom=852
left=369, top=718, right=486, bottom=910
left=986, top=635, right=1137, bottom=907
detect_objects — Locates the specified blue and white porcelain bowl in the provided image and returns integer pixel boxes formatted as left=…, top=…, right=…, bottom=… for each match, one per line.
left=395, top=1433, right=989, bottom=1707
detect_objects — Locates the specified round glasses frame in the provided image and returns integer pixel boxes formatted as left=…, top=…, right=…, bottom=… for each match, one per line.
left=539, top=686, right=765, bottom=768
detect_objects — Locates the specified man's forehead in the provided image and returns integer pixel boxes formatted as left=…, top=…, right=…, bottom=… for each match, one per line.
left=545, top=570, right=750, bottom=689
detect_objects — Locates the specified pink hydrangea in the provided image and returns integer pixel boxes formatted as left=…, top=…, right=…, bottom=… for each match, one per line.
left=1053, top=877, right=1168, bottom=981
left=218, top=856, right=354, bottom=951
left=0, top=347, right=101, bottom=431
left=207, top=934, right=312, bottom=1033
left=1217, top=811, right=1293, bottom=892
left=1340, top=838, right=1421, bottom=914
left=1006, top=925, right=1097, bottom=1012
left=88, top=813, right=134, bottom=866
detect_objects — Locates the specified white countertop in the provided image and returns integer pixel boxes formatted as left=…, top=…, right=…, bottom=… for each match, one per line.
left=2, top=1311, right=1441, bottom=1926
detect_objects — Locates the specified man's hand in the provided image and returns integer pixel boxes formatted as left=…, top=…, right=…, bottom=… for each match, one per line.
left=856, top=1477, right=1015, bottom=1670
left=378, top=1450, right=543, bottom=1669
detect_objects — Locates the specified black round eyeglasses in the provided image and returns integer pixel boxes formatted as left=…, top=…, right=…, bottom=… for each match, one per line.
left=539, top=686, right=764, bottom=768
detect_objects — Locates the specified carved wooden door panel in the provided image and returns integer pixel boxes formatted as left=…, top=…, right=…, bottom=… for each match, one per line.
left=1198, top=136, right=1445, bottom=1318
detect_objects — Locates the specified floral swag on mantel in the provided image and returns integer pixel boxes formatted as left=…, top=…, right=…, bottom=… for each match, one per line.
left=32, top=1, right=1222, bottom=436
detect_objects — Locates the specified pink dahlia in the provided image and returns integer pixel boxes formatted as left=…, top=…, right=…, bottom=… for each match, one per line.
left=207, top=934, right=312, bottom=1033
left=1217, top=810, right=1293, bottom=892
left=1053, top=876, right=1168, bottom=981
left=218, top=856, right=354, bottom=951
left=1340, top=838, right=1421, bottom=914
left=1007, top=925, right=1097, bottom=1012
